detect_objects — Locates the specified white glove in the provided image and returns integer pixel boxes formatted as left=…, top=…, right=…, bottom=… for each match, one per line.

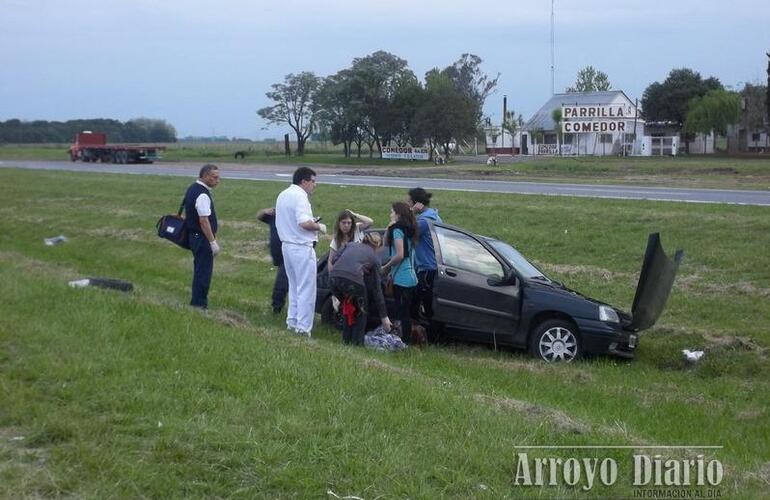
left=317, top=223, right=327, bottom=234
left=210, top=240, right=220, bottom=256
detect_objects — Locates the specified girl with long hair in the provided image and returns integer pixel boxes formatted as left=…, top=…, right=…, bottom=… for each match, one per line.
left=381, top=201, right=419, bottom=344
left=327, top=209, right=373, bottom=272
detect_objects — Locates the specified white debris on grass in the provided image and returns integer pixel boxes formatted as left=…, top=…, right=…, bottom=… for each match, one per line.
left=68, top=279, right=91, bottom=288
left=44, top=235, right=67, bottom=246
left=327, top=490, right=363, bottom=500
left=682, top=349, right=705, bottom=363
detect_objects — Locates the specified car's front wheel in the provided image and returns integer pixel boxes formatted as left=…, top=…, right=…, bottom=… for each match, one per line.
left=529, top=319, right=581, bottom=362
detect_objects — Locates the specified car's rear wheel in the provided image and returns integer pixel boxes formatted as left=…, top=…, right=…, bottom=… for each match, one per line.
left=529, top=319, right=581, bottom=362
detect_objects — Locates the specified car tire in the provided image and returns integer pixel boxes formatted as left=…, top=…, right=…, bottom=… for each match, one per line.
left=529, top=319, right=581, bottom=362
left=320, top=295, right=343, bottom=330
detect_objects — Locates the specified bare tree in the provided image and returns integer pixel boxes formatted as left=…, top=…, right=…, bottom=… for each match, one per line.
left=258, top=72, right=321, bottom=155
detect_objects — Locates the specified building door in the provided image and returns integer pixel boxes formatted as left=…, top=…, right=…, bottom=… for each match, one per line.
left=521, top=134, right=528, bottom=155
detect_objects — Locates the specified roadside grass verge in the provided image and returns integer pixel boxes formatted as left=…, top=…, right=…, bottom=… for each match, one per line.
left=3, top=143, right=770, bottom=190
left=450, top=155, right=770, bottom=190
left=1, top=168, right=769, bottom=497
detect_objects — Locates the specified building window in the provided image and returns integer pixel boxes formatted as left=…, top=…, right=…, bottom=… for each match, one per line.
left=562, top=134, right=574, bottom=145
left=600, top=134, right=613, bottom=144
left=752, top=133, right=761, bottom=142
left=544, top=134, right=557, bottom=144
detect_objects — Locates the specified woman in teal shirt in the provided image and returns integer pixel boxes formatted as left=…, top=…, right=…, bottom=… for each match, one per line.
left=382, top=201, right=418, bottom=344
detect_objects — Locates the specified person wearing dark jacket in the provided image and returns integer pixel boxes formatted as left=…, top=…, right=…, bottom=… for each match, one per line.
left=184, top=164, right=221, bottom=309
left=257, top=207, right=288, bottom=313
left=329, top=233, right=392, bottom=345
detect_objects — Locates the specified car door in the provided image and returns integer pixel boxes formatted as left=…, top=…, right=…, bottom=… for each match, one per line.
left=430, top=224, right=521, bottom=343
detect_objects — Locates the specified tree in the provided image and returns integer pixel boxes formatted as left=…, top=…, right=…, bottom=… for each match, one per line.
left=684, top=89, right=741, bottom=153
left=126, top=118, right=176, bottom=142
left=566, top=66, right=611, bottom=93
left=503, top=110, right=523, bottom=136
left=741, top=83, right=767, bottom=132
left=346, top=51, right=416, bottom=156
left=412, top=72, right=476, bottom=160
left=642, top=68, right=722, bottom=124
left=0, top=118, right=176, bottom=143
left=315, top=69, right=359, bottom=157
left=258, top=72, right=321, bottom=155
left=642, top=68, right=723, bottom=152
left=439, top=54, right=499, bottom=126
left=384, top=77, right=424, bottom=147
left=551, top=108, right=563, bottom=154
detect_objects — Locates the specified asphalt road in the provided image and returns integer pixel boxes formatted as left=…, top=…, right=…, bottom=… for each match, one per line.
left=3, top=160, right=769, bottom=206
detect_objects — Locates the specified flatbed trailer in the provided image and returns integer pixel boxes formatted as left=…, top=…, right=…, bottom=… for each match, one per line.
left=69, top=131, right=165, bottom=164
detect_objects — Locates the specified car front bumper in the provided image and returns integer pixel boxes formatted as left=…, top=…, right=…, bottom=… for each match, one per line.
left=575, top=318, right=638, bottom=359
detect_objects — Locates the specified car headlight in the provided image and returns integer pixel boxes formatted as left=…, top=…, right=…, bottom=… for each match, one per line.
left=599, top=305, right=620, bottom=323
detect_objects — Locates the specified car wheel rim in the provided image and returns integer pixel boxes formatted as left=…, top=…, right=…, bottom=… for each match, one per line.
left=538, top=326, right=577, bottom=362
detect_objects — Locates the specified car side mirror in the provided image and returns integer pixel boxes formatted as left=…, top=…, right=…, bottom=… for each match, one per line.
left=487, top=269, right=517, bottom=287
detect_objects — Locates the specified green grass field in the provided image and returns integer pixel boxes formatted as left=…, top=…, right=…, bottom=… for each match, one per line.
left=1, top=168, right=768, bottom=497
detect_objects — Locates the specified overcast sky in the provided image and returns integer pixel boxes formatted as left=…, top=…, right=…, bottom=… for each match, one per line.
left=1, top=0, right=768, bottom=139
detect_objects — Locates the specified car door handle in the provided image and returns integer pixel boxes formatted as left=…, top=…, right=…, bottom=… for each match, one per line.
left=444, top=268, right=457, bottom=277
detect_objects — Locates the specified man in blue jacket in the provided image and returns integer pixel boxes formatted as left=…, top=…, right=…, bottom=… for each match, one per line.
left=407, top=187, right=442, bottom=322
left=184, top=164, right=221, bottom=309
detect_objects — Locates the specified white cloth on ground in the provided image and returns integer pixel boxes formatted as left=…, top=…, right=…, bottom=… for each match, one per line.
left=364, top=324, right=406, bottom=351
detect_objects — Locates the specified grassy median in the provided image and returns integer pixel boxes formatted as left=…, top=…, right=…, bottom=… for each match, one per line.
left=1, top=168, right=768, bottom=497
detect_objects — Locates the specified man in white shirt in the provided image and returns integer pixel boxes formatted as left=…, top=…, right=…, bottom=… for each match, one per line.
left=275, top=167, right=326, bottom=336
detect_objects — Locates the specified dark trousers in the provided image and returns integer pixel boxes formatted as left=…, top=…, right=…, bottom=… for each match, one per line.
left=413, top=270, right=437, bottom=321
left=393, top=285, right=414, bottom=344
left=330, top=277, right=368, bottom=345
left=272, top=264, right=288, bottom=312
left=189, top=232, right=213, bottom=308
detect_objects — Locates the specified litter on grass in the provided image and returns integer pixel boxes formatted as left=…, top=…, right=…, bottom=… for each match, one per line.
left=44, top=235, right=67, bottom=246
left=682, top=349, right=705, bottom=363
left=68, top=277, right=134, bottom=292
left=364, top=325, right=407, bottom=352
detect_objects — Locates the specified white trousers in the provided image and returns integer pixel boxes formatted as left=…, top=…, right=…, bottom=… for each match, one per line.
left=282, top=243, right=317, bottom=334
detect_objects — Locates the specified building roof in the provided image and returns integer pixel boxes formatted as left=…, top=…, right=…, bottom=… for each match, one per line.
left=524, top=90, right=643, bottom=132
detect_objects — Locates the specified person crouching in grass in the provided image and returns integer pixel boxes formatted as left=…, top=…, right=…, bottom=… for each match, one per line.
left=329, top=233, right=392, bottom=345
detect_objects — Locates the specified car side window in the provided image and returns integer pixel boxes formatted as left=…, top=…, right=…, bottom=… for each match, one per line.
left=435, top=226, right=504, bottom=279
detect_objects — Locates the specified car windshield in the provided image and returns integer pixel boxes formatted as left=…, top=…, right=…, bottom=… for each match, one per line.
left=487, top=239, right=550, bottom=281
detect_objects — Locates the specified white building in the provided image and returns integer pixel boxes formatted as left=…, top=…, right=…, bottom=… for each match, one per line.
left=522, top=91, right=645, bottom=156
left=484, top=128, right=522, bottom=155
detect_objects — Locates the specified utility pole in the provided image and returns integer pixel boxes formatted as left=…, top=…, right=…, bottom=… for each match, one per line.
left=551, top=0, right=555, bottom=95
left=502, top=95, right=507, bottom=150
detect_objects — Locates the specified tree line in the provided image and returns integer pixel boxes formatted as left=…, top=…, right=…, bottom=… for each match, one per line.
left=258, top=51, right=498, bottom=158
left=641, top=64, right=770, bottom=152
left=0, top=118, right=177, bottom=144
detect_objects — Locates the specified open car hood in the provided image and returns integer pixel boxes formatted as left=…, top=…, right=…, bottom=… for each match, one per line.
left=628, top=233, right=684, bottom=332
